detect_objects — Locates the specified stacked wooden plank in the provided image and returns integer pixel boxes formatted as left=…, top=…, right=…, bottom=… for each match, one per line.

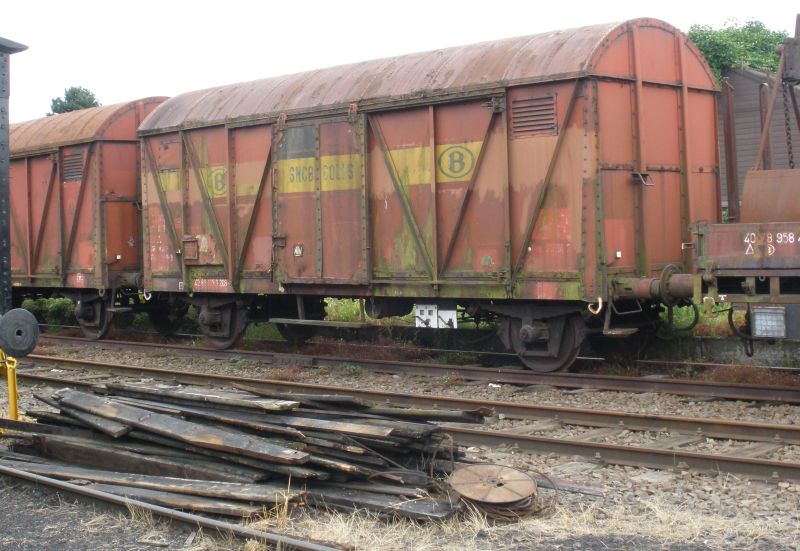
left=0, top=381, right=490, bottom=520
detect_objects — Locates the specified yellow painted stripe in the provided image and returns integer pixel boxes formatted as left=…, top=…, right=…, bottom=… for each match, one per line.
left=236, top=180, right=260, bottom=197
left=387, top=141, right=484, bottom=186
left=156, top=169, right=181, bottom=192
left=159, top=166, right=229, bottom=198
left=321, top=154, right=361, bottom=191
left=277, top=155, right=363, bottom=193
left=276, top=158, right=316, bottom=193
left=192, top=139, right=484, bottom=197
left=387, top=146, right=431, bottom=187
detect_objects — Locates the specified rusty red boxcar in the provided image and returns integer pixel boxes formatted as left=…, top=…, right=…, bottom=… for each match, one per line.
left=138, top=19, right=719, bottom=369
left=9, top=98, right=166, bottom=337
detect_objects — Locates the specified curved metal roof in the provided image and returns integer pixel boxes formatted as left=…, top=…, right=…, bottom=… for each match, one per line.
left=11, top=97, right=166, bottom=156
left=140, top=18, right=715, bottom=133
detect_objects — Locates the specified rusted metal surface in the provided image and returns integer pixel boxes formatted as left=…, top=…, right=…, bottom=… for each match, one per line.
left=449, top=464, right=536, bottom=504
left=697, top=27, right=800, bottom=310
left=140, top=22, right=620, bottom=133
left=9, top=98, right=166, bottom=292
left=740, top=170, right=800, bottom=223
left=694, top=221, right=800, bottom=270
left=141, top=19, right=719, bottom=308
left=758, top=84, right=774, bottom=170
left=722, top=78, right=741, bottom=221
left=11, top=100, right=160, bottom=156
left=755, top=71, right=784, bottom=171
left=138, top=19, right=715, bottom=133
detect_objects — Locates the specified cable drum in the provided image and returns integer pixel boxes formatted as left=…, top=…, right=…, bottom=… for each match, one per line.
left=0, top=308, right=40, bottom=358
left=448, top=464, right=552, bottom=521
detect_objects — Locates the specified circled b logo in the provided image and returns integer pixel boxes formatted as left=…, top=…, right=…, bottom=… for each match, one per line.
left=437, top=145, right=475, bottom=180
left=209, top=168, right=226, bottom=197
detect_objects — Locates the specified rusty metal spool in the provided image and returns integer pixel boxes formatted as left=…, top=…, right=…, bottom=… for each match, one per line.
left=448, top=464, right=537, bottom=507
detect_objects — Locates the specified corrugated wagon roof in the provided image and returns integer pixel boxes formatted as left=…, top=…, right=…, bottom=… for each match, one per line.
left=10, top=98, right=164, bottom=156
left=140, top=20, right=627, bottom=133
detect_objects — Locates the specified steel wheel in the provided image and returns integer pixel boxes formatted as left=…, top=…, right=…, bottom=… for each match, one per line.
left=199, top=302, right=247, bottom=350
left=77, top=298, right=113, bottom=340
left=510, top=315, right=583, bottom=372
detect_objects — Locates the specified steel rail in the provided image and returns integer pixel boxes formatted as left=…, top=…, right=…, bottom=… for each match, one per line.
left=14, top=358, right=800, bottom=482
left=0, top=465, right=342, bottom=551
left=40, top=332, right=800, bottom=373
left=18, top=355, right=800, bottom=445
left=447, top=427, right=800, bottom=481
left=34, top=337, right=800, bottom=403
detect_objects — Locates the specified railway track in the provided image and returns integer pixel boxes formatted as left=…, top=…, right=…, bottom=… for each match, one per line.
left=37, top=335, right=800, bottom=403
left=14, top=353, right=800, bottom=482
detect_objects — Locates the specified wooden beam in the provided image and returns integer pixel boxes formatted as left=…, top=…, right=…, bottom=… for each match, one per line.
left=54, top=389, right=308, bottom=465
left=31, top=434, right=258, bottom=483
left=0, top=460, right=302, bottom=502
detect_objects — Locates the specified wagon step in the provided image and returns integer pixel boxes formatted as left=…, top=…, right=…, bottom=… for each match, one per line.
left=106, top=307, right=134, bottom=314
left=602, top=327, right=639, bottom=338
left=269, top=318, right=370, bottom=329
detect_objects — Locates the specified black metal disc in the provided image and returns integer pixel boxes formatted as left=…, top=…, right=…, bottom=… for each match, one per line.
left=0, top=308, right=40, bottom=357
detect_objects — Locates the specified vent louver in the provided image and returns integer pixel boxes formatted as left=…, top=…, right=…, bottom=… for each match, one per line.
left=511, top=95, right=558, bottom=138
left=61, top=152, right=84, bottom=181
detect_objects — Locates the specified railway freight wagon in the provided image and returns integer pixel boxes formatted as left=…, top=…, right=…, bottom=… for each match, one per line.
left=139, top=18, right=720, bottom=370
left=9, top=98, right=167, bottom=337
left=690, top=30, right=800, bottom=353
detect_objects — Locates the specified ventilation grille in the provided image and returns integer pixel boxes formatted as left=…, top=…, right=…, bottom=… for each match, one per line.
left=61, top=152, right=84, bottom=181
left=511, top=95, right=558, bottom=138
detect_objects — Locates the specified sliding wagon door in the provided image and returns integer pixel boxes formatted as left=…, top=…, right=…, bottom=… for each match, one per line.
left=273, top=119, right=365, bottom=284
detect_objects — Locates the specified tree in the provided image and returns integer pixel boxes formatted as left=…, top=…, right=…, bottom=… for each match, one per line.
left=48, top=86, right=100, bottom=115
left=688, top=21, right=788, bottom=83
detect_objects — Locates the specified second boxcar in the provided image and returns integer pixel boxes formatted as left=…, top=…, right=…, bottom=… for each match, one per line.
left=138, top=18, right=719, bottom=369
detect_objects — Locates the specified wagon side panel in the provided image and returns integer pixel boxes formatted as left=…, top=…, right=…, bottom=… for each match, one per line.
left=142, top=133, right=185, bottom=292
left=320, top=119, right=365, bottom=282
left=100, top=142, right=140, bottom=279
left=507, top=81, right=585, bottom=297
left=231, top=124, right=274, bottom=293
left=61, top=144, right=99, bottom=288
left=9, top=158, right=31, bottom=280
left=367, top=108, right=433, bottom=281
left=434, top=100, right=506, bottom=280
left=273, top=124, right=320, bottom=283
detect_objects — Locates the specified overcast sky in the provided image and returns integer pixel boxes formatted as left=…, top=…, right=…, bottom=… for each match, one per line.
left=3, top=1, right=796, bottom=123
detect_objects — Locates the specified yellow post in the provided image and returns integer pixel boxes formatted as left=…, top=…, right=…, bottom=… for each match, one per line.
left=0, top=349, right=18, bottom=421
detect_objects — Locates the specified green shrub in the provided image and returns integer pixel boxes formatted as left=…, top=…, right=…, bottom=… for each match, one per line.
left=20, top=296, right=76, bottom=327
left=44, top=297, right=76, bottom=326
left=325, top=298, right=362, bottom=322
left=21, top=298, right=49, bottom=322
